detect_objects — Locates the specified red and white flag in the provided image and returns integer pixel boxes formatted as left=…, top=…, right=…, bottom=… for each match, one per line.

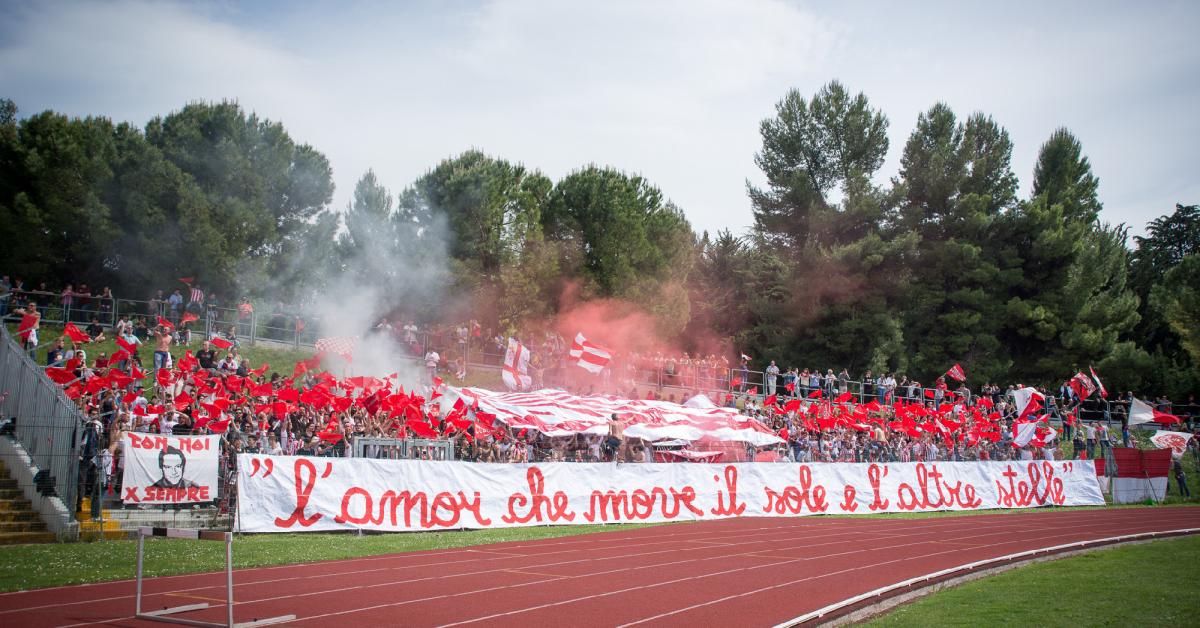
left=1089, top=366, right=1107, bottom=398
left=502, top=338, right=532, bottom=390
left=1125, top=397, right=1182, bottom=425
left=945, top=363, right=966, bottom=382
left=1011, top=387, right=1044, bottom=420
left=568, top=333, right=611, bottom=374
left=1068, top=372, right=1096, bottom=400
left=1151, top=430, right=1194, bottom=457
left=315, top=336, right=357, bottom=362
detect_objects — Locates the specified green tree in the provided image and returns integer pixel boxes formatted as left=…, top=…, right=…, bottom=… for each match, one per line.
left=743, top=82, right=908, bottom=373
left=144, top=101, right=334, bottom=297
left=896, top=106, right=1015, bottom=382
left=400, top=150, right=552, bottom=325
left=1151, top=254, right=1200, bottom=366
left=544, top=165, right=694, bottom=336
left=749, top=81, right=889, bottom=251
left=998, top=129, right=1139, bottom=385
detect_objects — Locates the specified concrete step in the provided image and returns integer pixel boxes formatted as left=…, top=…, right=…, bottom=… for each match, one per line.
left=0, top=520, right=46, bottom=533
left=0, top=498, right=34, bottom=512
left=0, top=488, right=24, bottom=500
left=0, top=478, right=18, bottom=490
left=0, top=531, right=57, bottom=545
left=79, top=529, right=130, bottom=541
left=0, top=510, right=38, bottom=522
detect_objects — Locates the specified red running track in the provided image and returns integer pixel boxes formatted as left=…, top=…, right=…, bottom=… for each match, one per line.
left=0, top=507, right=1196, bottom=628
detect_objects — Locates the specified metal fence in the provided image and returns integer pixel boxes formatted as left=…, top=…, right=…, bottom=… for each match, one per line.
left=353, top=437, right=455, bottom=460
left=0, top=324, right=82, bottom=524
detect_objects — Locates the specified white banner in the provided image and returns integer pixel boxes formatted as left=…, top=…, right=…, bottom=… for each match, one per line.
left=236, top=456, right=1105, bottom=533
left=1150, top=430, right=1194, bottom=457
left=121, top=433, right=221, bottom=504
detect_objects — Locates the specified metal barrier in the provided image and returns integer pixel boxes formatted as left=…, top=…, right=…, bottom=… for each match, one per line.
left=353, top=437, right=455, bottom=460
left=0, top=324, right=82, bottom=529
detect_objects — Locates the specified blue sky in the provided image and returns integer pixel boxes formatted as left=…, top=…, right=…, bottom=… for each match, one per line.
left=1, top=0, right=1196, bottom=238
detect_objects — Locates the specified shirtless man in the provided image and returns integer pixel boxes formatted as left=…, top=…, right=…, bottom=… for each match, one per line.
left=605, top=413, right=626, bottom=462
left=152, top=325, right=173, bottom=371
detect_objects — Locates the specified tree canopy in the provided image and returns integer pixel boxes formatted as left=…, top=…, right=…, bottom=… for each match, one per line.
left=0, top=92, right=1194, bottom=397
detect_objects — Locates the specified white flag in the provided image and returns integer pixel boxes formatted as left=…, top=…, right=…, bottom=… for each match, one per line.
left=502, top=338, right=532, bottom=390
left=1129, top=397, right=1156, bottom=426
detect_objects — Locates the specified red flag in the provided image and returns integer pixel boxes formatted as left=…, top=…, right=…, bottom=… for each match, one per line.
left=115, top=336, right=139, bottom=356
left=783, top=399, right=802, bottom=413
left=174, top=390, right=193, bottom=406
left=778, top=427, right=789, bottom=441
left=807, top=389, right=823, bottom=399
left=763, top=394, right=777, bottom=407
left=924, top=389, right=936, bottom=399
left=945, top=363, right=966, bottom=382
left=1069, top=372, right=1096, bottom=400
left=177, top=277, right=194, bottom=285
left=157, top=316, right=174, bottom=329
left=407, top=420, right=437, bottom=439
left=17, top=314, right=38, bottom=341
left=784, top=381, right=795, bottom=393
left=63, top=323, right=91, bottom=343
left=250, top=363, right=269, bottom=377
left=44, top=367, right=77, bottom=385
left=834, top=391, right=854, bottom=403
left=180, top=312, right=199, bottom=326
left=747, top=386, right=758, bottom=396
left=210, top=336, right=233, bottom=350
left=317, top=430, right=343, bottom=443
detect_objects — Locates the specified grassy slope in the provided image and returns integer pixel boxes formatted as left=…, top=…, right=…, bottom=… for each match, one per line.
left=0, top=524, right=658, bottom=592
left=866, top=535, right=1200, bottom=627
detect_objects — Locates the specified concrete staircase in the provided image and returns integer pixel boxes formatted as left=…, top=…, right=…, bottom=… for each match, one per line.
left=76, top=497, right=127, bottom=541
left=0, top=461, right=56, bottom=544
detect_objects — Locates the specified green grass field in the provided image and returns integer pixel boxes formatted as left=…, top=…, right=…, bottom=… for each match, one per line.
left=865, top=534, right=1200, bottom=627
left=0, top=524, right=658, bottom=592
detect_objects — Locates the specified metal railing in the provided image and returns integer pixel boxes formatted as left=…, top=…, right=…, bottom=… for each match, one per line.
left=0, top=324, right=82, bottom=523
left=352, top=437, right=455, bottom=460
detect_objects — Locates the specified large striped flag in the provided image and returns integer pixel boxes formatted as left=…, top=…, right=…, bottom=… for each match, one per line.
left=188, top=287, right=205, bottom=304
left=568, top=332, right=612, bottom=374
left=315, top=336, right=357, bottom=362
left=502, top=338, right=532, bottom=390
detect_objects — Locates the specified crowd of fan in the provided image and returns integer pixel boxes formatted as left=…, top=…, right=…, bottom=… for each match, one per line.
left=4, top=274, right=1199, bottom=507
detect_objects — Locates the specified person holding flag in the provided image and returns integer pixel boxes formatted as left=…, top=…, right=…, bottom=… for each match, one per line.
left=13, top=302, right=41, bottom=360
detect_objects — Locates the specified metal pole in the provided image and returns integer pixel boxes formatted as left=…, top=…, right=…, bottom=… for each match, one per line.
left=135, top=534, right=144, bottom=616
left=226, top=534, right=234, bottom=628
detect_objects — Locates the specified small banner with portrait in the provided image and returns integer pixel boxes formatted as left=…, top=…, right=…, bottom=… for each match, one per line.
left=121, top=433, right=221, bottom=504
